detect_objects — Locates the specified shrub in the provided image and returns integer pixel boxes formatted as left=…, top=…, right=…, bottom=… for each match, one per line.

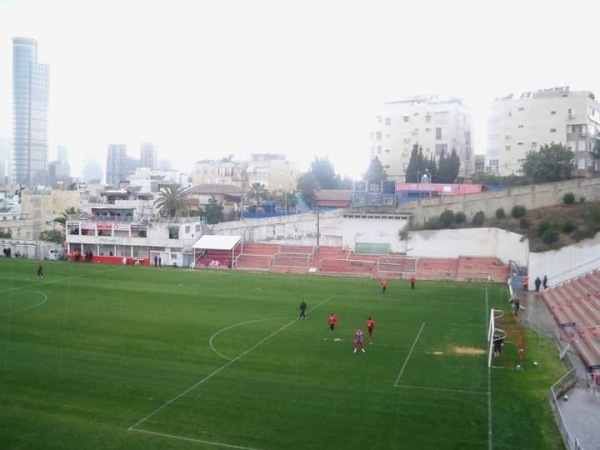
left=511, top=205, right=526, bottom=219
left=562, top=220, right=576, bottom=233
left=519, top=218, right=530, bottom=229
left=439, top=210, right=456, bottom=228
left=563, top=192, right=575, bottom=205
left=538, top=220, right=553, bottom=236
left=472, top=211, right=485, bottom=227
left=579, top=196, right=586, bottom=203
left=542, top=229, right=560, bottom=245
left=455, top=211, right=466, bottom=224
left=495, top=208, right=505, bottom=219
left=424, top=217, right=442, bottom=229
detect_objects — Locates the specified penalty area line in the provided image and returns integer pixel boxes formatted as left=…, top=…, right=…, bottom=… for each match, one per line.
left=394, top=321, right=426, bottom=387
left=132, top=428, right=262, bottom=450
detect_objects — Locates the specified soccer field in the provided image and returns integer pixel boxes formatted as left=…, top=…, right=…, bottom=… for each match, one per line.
left=0, top=260, right=565, bottom=450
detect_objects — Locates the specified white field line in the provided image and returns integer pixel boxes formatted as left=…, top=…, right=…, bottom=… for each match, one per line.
left=393, top=322, right=426, bottom=387
left=209, top=318, right=276, bottom=361
left=397, top=385, right=487, bottom=396
left=486, top=286, right=493, bottom=450
left=0, top=266, right=126, bottom=293
left=129, top=295, right=335, bottom=433
left=0, top=290, right=47, bottom=315
left=133, top=428, right=261, bottom=450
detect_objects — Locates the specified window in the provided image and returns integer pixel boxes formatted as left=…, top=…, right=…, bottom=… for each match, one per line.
left=518, top=124, right=524, bottom=128
left=505, top=146, right=511, bottom=151
left=550, top=128, right=556, bottom=133
left=435, top=127, right=442, bottom=140
left=518, top=107, right=524, bottom=111
left=425, top=114, right=431, bottom=123
left=505, top=135, right=511, bottom=140
left=385, top=117, right=391, bottom=125
left=403, top=116, right=410, bottom=123
left=185, top=226, right=190, bottom=233
left=385, top=149, right=391, bottom=153
left=168, top=227, right=179, bottom=239
left=518, top=142, right=524, bottom=146
left=550, top=110, right=556, bottom=115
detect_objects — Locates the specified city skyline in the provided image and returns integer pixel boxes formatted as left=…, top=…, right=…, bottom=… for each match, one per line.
left=1, top=0, right=600, bottom=182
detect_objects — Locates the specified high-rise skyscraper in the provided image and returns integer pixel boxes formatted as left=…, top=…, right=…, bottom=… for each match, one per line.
left=12, top=37, right=50, bottom=187
left=106, top=144, right=128, bottom=186
left=139, top=143, right=157, bottom=170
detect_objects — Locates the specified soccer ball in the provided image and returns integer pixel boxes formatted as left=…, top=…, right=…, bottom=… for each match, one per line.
left=533, top=361, right=538, bottom=366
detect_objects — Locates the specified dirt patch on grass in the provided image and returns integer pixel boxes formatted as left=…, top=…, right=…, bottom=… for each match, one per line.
left=431, top=351, right=444, bottom=355
left=453, top=346, right=486, bottom=356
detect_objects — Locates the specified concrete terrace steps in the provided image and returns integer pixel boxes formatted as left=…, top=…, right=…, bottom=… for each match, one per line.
left=416, top=258, right=458, bottom=281
left=456, top=256, right=510, bottom=283
left=541, top=271, right=600, bottom=368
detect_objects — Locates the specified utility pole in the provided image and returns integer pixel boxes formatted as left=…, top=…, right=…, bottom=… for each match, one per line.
left=316, top=207, right=320, bottom=248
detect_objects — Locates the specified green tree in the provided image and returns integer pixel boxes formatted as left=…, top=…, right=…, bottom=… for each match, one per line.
left=405, top=145, right=420, bottom=182
left=309, top=157, right=340, bottom=189
left=154, top=185, right=189, bottom=218
left=521, top=143, right=574, bottom=183
left=247, top=182, right=268, bottom=206
left=202, top=196, right=224, bottom=224
left=297, top=173, right=318, bottom=208
left=436, top=148, right=460, bottom=183
left=53, top=207, right=86, bottom=228
left=364, top=157, right=387, bottom=183
left=39, top=229, right=65, bottom=244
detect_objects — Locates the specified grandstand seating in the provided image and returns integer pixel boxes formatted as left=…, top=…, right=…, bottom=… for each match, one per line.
left=541, top=271, right=600, bottom=369
left=232, top=243, right=512, bottom=284
left=416, top=258, right=458, bottom=280
left=456, top=256, right=510, bottom=283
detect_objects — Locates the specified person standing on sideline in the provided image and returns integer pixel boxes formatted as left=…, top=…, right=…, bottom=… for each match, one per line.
left=513, top=296, right=521, bottom=316
left=380, top=278, right=388, bottom=294
left=353, top=328, right=366, bottom=353
left=409, top=274, right=417, bottom=290
left=36, top=265, right=44, bottom=279
left=158, top=256, right=162, bottom=268
left=522, top=276, right=529, bottom=291
left=534, top=276, right=542, bottom=292
left=154, top=255, right=158, bottom=267
left=299, top=299, right=307, bottom=319
left=366, top=317, right=376, bottom=341
left=543, top=275, right=548, bottom=290
left=328, top=313, right=338, bottom=331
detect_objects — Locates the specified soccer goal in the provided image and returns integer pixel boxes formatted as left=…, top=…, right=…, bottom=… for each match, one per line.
left=487, top=309, right=507, bottom=367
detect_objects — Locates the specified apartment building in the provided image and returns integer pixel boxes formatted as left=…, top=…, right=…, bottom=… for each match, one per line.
left=191, top=154, right=300, bottom=193
left=370, top=96, right=473, bottom=181
left=486, top=87, right=600, bottom=176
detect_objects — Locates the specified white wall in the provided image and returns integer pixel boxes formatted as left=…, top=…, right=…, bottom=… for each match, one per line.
left=405, top=228, right=529, bottom=263
left=528, top=232, right=600, bottom=287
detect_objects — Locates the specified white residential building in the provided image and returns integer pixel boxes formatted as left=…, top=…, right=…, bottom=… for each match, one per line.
left=486, top=87, right=600, bottom=176
left=65, top=207, right=205, bottom=268
left=370, top=96, right=473, bottom=181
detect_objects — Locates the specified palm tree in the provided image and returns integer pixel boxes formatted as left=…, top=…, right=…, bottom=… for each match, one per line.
left=154, top=185, right=189, bottom=218
left=54, top=207, right=86, bottom=228
left=247, top=182, right=268, bottom=206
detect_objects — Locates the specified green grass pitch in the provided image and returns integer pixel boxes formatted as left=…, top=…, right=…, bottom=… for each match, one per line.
left=0, top=260, right=566, bottom=449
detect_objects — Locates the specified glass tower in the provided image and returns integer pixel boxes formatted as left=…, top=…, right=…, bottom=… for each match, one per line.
left=12, top=37, right=50, bottom=187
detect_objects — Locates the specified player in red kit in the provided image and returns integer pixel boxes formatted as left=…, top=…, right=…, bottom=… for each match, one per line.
left=327, top=313, right=338, bottom=331
left=380, top=279, right=388, bottom=294
left=366, top=317, right=376, bottom=341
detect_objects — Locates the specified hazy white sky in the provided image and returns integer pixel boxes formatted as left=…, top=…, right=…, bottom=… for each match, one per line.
left=0, top=0, right=599, bottom=179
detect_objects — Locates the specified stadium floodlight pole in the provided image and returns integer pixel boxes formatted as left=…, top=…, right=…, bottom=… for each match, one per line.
left=316, top=207, right=320, bottom=249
